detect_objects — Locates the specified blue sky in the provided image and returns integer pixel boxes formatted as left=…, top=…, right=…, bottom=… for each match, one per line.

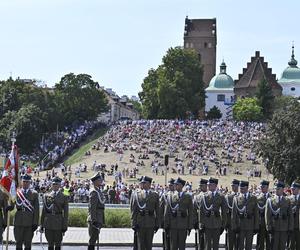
left=0, top=0, right=298, bottom=97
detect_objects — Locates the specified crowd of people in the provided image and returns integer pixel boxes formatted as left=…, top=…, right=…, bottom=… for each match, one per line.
left=12, top=119, right=270, bottom=204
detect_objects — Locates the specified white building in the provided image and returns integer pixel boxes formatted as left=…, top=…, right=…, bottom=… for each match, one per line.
left=278, top=46, right=300, bottom=98
left=98, top=88, right=140, bottom=124
left=205, top=61, right=235, bottom=119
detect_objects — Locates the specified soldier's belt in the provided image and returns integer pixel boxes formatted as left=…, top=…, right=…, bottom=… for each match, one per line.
left=46, top=212, right=62, bottom=215
left=272, top=214, right=287, bottom=220
left=238, top=213, right=253, bottom=219
left=171, top=210, right=187, bottom=218
left=205, top=210, right=220, bottom=217
left=139, top=210, right=154, bottom=216
left=17, top=207, right=31, bottom=212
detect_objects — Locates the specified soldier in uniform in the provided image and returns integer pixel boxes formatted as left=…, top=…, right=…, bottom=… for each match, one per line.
left=0, top=188, right=8, bottom=245
left=164, top=177, right=193, bottom=250
left=265, top=181, right=293, bottom=250
left=40, top=176, right=69, bottom=250
left=225, top=179, right=239, bottom=250
left=287, top=181, right=300, bottom=250
left=256, top=180, right=271, bottom=250
left=14, top=174, right=39, bottom=250
left=130, top=176, right=159, bottom=250
left=87, top=172, right=106, bottom=250
left=197, top=177, right=226, bottom=250
left=159, top=178, right=175, bottom=250
left=231, top=180, right=259, bottom=250
left=193, top=179, right=208, bottom=250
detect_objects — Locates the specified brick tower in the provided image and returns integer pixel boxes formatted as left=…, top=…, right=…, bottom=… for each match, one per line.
left=184, top=16, right=217, bottom=86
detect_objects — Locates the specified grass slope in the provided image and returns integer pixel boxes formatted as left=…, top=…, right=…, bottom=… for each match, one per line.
left=64, top=127, right=107, bottom=166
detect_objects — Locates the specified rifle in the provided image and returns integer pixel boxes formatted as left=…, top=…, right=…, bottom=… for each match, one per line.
left=162, top=229, right=166, bottom=250
left=133, top=230, right=138, bottom=250
left=195, top=229, right=199, bottom=250
left=225, top=229, right=228, bottom=250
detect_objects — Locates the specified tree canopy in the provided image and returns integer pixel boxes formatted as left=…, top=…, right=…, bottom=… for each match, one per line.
left=0, top=74, right=108, bottom=153
left=257, top=98, right=300, bottom=184
left=139, top=47, right=205, bottom=119
left=233, top=97, right=263, bottom=121
left=206, top=106, right=222, bottom=120
left=255, top=78, right=274, bottom=119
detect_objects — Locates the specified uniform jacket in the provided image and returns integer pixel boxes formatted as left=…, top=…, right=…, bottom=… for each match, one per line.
left=198, top=191, right=227, bottom=229
left=289, top=194, right=300, bottom=229
left=87, top=187, right=105, bottom=227
left=14, top=189, right=39, bottom=227
left=41, top=190, right=69, bottom=230
left=256, top=192, right=270, bottom=226
left=130, top=189, right=159, bottom=229
left=193, top=191, right=205, bottom=227
left=0, top=190, right=8, bottom=228
left=265, top=195, right=294, bottom=232
left=225, top=192, right=237, bottom=228
left=231, top=193, right=259, bottom=231
left=164, top=191, right=193, bottom=230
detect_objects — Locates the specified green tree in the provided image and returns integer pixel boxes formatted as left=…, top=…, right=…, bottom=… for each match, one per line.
left=233, top=97, right=263, bottom=121
left=255, top=78, right=274, bottom=118
left=257, top=98, right=300, bottom=183
left=139, top=47, right=205, bottom=119
left=206, top=106, right=222, bottom=120
left=54, top=73, right=108, bottom=126
left=0, top=104, right=46, bottom=152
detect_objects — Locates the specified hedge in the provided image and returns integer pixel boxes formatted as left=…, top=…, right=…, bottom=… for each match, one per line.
left=7, top=208, right=131, bottom=228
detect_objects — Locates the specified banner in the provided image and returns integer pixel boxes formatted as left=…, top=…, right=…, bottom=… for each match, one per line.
left=0, top=145, right=19, bottom=200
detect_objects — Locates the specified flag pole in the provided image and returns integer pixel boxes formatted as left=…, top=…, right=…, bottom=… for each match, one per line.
left=6, top=133, right=16, bottom=250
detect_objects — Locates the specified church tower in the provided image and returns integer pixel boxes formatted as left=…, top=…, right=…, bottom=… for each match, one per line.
left=184, top=16, right=217, bottom=86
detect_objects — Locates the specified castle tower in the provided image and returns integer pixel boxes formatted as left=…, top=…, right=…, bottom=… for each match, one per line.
left=184, top=16, right=217, bottom=86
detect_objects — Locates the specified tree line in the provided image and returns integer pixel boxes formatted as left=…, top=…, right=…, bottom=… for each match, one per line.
left=0, top=73, right=108, bottom=153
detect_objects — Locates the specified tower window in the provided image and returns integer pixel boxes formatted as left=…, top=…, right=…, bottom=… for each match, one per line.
left=217, top=94, right=225, bottom=102
left=208, top=42, right=212, bottom=48
left=291, top=87, right=296, bottom=91
left=204, top=42, right=208, bottom=48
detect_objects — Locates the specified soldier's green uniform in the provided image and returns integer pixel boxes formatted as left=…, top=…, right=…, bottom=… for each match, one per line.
left=256, top=180, right=271, bottom=250
left=0, top=189, right=8, bottom=243
left=87, top=172, right=105, bottom=250
left=159, top=178, right=175, bottom=250
left=40, top=177, right=69, bottom=250
left=14, top=174, right=39, bottom=250
left=225, top=179, right=239, bottom=250
left=198, top=177, right=226, bottom=250
left=193, top=179, right=207, bottom=250
left=232, top=181, right=259, bottom=250
left=130, top=176, right=159, bottom=250
left=164, top=177, right=193, bottom=250
left=265, top=181, right=294, bottom=250
left=288, top=181, right=300, bottom=250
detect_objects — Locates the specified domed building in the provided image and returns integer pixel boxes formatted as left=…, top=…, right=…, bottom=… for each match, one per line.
left=205, top=61, right=235, bottom=119
left=278, top=46, right=300, bottom=97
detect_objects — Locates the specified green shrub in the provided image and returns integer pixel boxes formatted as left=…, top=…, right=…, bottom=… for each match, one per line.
left=7, top=208, right=131, bottom=228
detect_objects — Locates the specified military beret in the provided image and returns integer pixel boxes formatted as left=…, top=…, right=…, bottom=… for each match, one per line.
left=199, top=179, right=208, bottom=185
left=174, top=177, right=186, bottom=186
left=52, top=176, right=62, bottom=184
left=140, top=176, right=152, bottom=183
left=168, top=178, right=175, bottom=185
left=260, top=180, right=269, bottom=186
left=21, top=174, right=32, bottom=181
left=275, top=181, right=285, bottom=189
left=291, top=181, right=300, bottom=189
left=207, top=177, right=218, bottom=185
left=231, top=179, right=240, bottom=186
left=90, top=172, right=103, bottom=182
left=239, top=181, right=249, bottom=187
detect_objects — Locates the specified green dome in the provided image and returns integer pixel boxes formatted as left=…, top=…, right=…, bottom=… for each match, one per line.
left=280, top=66, right=300, bottom=80
left=279, top=46, right=300, bottom=83
left=206, top=61, right=234, bottom=90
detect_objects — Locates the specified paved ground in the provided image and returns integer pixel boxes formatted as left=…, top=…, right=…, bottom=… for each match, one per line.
left=2, top=227, right=257, bottom=247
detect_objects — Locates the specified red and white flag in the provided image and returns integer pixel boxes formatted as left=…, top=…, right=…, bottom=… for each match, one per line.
left=0, top=145, right=19, bottom=199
